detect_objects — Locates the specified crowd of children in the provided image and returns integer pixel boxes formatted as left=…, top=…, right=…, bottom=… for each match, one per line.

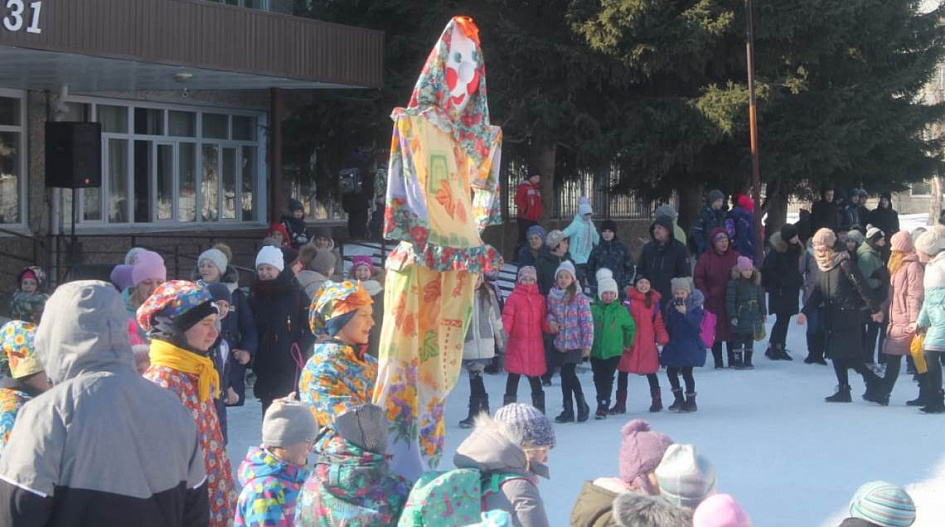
left=0, top=185, right=935, bottom=527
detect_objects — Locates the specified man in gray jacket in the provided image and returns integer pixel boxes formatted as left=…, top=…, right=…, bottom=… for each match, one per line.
left=0, top=281, right=209, bottom=527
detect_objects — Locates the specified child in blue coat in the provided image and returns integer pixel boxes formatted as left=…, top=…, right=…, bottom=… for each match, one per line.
left=661, top=278, right=707, bottom=413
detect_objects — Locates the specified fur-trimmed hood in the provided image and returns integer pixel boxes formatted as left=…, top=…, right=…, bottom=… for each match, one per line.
left=769, top=232, right=789, bottom=254
left=612, top=492, right=692, bottom=527
left=730, top=267, right=761, bottom=284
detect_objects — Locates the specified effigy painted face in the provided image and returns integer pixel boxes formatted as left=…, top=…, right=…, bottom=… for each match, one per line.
left=445, top=22, right=480, bottom=114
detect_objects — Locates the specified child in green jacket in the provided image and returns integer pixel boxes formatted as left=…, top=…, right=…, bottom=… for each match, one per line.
left=591, top=272, right=636, bottom=419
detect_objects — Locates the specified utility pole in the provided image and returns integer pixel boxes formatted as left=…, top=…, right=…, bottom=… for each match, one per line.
left=746, top=0, right=764, bottom=264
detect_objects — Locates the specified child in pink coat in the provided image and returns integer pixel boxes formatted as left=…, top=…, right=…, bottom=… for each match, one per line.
left=613, top=275, right=669, bottom=414
left=502, top=266, right=550, bottom=413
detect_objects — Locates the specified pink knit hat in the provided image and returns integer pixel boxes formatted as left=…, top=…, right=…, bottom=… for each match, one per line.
left=693, top=494, right=752, bottom=527
left=351, top=255, right=375, bottom=276
left=736, top=256, right=754, bottom=273
left=618, top=420, right=673, bottom=493
left=131, top=251, right=167, bottom=286
left=890, top=230, right=914, bottom=253
left=737, top=195, right=754, bottom=213
left=812, top=228, right=837, bottom=249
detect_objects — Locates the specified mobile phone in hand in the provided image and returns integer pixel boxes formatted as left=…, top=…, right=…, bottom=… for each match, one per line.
left=673, top=298, right=684, bottom=307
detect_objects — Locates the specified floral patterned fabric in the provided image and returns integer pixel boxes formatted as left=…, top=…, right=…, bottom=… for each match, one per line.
left=145, top=365, right=235, bottom=527
left=0, top=388, right=31, bottom=458
left=294, top=436, right=409, bottom=527
left=375, top=16, right=503, bottom=482
left=235, top=446, right=310, bottom=527
left=299, top=341, right=378, bottom=452
left=136, top=280, right=213, bottom=332
left=1, top=321, right=41, bottom=379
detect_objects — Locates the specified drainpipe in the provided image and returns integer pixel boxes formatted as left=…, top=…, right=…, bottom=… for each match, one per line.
left=269, top=88, right=284, bottom=222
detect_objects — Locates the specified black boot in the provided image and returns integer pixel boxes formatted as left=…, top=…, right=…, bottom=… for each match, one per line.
left=609, top=390, right=627, bottom=415
left=765, top=344, right=777, bottom=360
left=555, top=399, right=575, bottom=423
left=503, top=393, right=517, bottom=407
left=458, top=397, right=482, bottom=428
left=649, top=387, right=663, bottom=412
left=744, top=350, right=755, bottom=370
left=776, top=344, right=793, bottom=361
left=681, top=392, right=698, bottom=413
left=907, top=374, right=930, bottom=407
left=920, top=390, right=945, bottom=414
left=531, top=391, right=545, bottom=414
left=668, top=388, right=685, bottom=412
left=576, top=392, right=591, bottom=422
left=727, top=349, right=736, bottom=368
left=712, top=344, right=724, bottom=369
left=480, top=394, right=490, bottom=417
left=862, top=371, right=885, bottom=404
left=732, top=349, right=745, bottom=370
left=595, top=399, right=609, bottom=420
left=825, top=384, right=852, bottom=403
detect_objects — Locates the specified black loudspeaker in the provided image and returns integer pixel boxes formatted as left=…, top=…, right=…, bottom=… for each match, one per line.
left=45, top=122, right=102, bottom=188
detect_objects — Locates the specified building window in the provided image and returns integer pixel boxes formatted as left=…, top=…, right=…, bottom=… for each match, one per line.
left=911, top=181, right=932, bottom=197
left=0, top=90, right=26, bottom=225
left=65, top=97, right=265, bottom=227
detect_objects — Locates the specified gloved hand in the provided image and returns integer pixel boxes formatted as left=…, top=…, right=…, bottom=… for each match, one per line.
left=730, top=318, right=738, bottom=327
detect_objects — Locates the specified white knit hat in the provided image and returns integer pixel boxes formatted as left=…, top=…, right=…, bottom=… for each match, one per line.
left=255, top=245, right=285, bottom=272
left=598, top=277, right=619, bottom=300
left=915, top=227, right=945, bottom=257
left=556, top=260, right=577, bottom=281
left=655, top=444, right=717, bottom=509
left=596, top=267, right=614, bottom=283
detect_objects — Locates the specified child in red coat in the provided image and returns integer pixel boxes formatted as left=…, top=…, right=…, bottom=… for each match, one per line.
left=613, top=275, right=669, bottom=414
left=502, top=266, right=550, bottom=413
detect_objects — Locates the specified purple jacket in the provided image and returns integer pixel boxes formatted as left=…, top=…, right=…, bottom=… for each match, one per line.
left=546, top=287, right=594, bottom=352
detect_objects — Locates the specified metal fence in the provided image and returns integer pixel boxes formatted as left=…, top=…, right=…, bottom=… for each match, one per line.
left=503, top=161, right=669, bottom=220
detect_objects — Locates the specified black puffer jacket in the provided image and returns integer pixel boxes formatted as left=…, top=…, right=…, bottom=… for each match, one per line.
left=762, top=232, right=804, bottom=315
left=249, top=270, right=314, bottom=401
left=636, top=216, right=691, bottom=303
left=868, top=192, right=900, bottom=237
left=802, top=252, right=879, bottom=360
left=587, top=237, right=635, bottom=291
left=536, top=249, right=571, bottom=296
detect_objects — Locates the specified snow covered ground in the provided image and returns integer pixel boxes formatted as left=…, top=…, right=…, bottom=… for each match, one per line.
left=225, top=316, right=945, bottom=527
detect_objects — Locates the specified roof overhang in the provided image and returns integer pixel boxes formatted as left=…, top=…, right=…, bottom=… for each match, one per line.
left=0, top=0, right=384, bottom=91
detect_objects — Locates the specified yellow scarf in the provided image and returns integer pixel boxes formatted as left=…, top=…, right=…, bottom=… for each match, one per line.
left=149, top=340, right=220, bottom=402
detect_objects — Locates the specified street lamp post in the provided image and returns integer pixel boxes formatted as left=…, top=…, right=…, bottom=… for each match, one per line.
left=746, top=0, right=764, bottom=264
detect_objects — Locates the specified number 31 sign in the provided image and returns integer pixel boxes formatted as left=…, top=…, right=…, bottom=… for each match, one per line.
left=3, top=0, right=41, bottom=34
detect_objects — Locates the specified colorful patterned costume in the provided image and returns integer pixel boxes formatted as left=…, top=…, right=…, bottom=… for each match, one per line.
left=0, top=389, right=30, bottom=458
left=146, top=364, right=235, bottom=527
left=299, top=341, right=378, bottom=452
left=294, top=436, right=409, bottom=527
left=373, top=16, right=504, bottom=480
left=235, top=446, right=310, bottom=527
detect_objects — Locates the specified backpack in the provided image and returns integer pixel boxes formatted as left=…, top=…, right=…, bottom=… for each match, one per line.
left=397, top=468, right=528, bottom=527
left=338, top=168, right=363, bottom=195
left=700, top=309, right=717, bottom=348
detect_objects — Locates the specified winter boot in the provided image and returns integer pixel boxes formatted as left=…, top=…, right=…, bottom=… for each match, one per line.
left=458, top=397, right=482, bottom=428
left=825, top=384, right=852, bottom=403
left=907, top=374, right=930, bottom=407
left=681, top=392, right=698, bottom=413
left=531, top=391, right=546, bottom=414
left=575, top=392, right=591, bottom=422
left=480, top=394, right=490, bottom=418
left=776, top=344, right=794, bottom=361
left=732, top=349, right=745, bottom=370
left=765, top=345, right=777, bottom=360
left=712, top=344, right=724, bottom=369
left=727, top=349, right=736, bottom=368
left=595, top=399, right=609, bottom=420
left=555, top=398, right=575, bottom=423
left=862, top=371, right=884, bottom=404
left=609, top=390, right=627, bottom=415
left=649, top=387, right=663, bottom=412
left=668, top=388, right=685, bottom=412
left=503, top=393, right=517, bottom=407
left=484, top=355, right=500, bottom=375
left=920, top=390, right=945, bottom=414
left=744, top=350, right=755, bottom=369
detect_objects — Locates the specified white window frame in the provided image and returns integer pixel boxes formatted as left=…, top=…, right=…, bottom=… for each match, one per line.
left=64, top=95, right=267, bottom=232
left=910, top=181, right=932, bottom=197
left=0, top=88, right=28, bottom=230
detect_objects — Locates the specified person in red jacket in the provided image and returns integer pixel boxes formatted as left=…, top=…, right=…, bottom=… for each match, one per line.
left=514, top=171, right=544, bottom=256
left=502, top=266, right=550, bottom=413
left=612, top=275, right=669, bottom=414
left=693, top=227, right=741, bottom=369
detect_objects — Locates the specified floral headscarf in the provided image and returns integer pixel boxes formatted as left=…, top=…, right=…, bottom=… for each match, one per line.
left=1, top=321, right=42, bottom=379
